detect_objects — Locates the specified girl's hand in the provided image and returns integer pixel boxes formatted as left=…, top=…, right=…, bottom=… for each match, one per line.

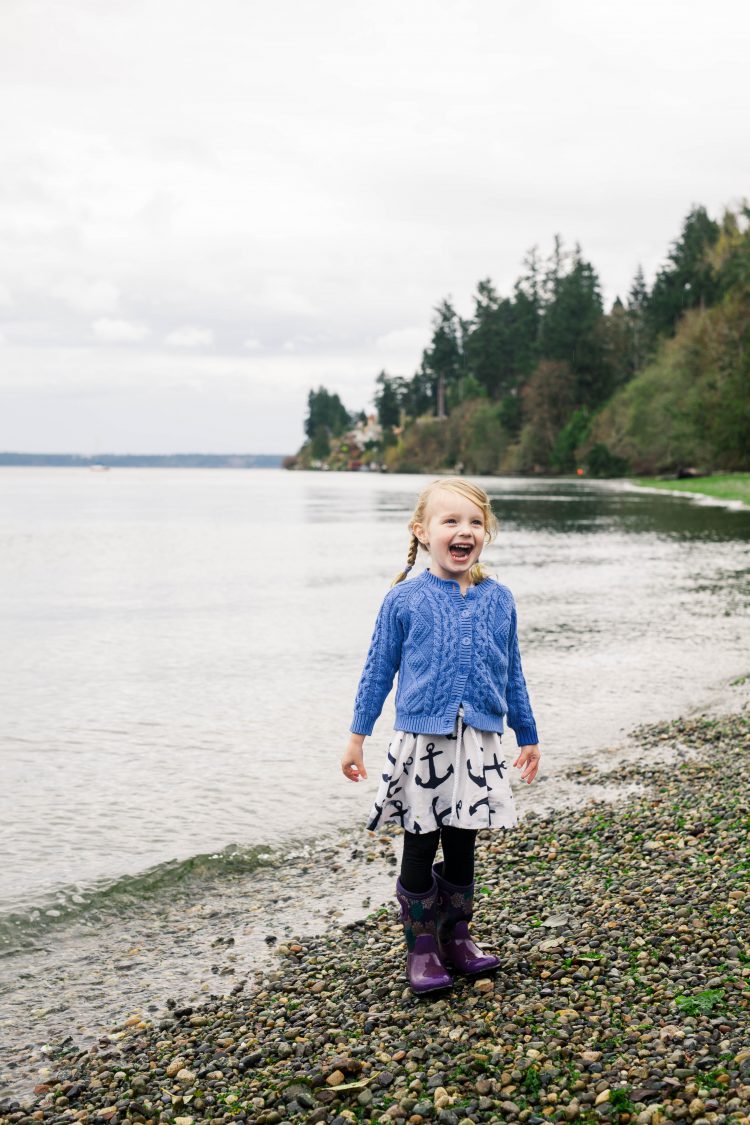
left=513, top=743, right=541, bottom=784
left=342, top=736, right=368, bottom=782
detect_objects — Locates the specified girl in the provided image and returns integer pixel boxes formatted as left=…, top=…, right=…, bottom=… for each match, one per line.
left=341, top=477, right=541, bottom=995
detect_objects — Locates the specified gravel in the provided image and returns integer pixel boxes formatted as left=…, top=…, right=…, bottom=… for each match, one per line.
left=2, top=708, right=750, bottom=1125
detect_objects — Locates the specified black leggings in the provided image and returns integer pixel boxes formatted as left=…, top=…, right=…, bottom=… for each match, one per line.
left=400, top=826, right=478, bottom=893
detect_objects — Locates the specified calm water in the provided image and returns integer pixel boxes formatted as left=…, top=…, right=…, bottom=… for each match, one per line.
left=2, top=468, right=750, bottom=932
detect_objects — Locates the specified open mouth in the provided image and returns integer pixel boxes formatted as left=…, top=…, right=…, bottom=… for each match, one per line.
left=449, top=543, right=473, bottom=561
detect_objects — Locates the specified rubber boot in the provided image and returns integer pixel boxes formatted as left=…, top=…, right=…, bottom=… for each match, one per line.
left=433, top=860, right=501, bottom=976
left=395, top=875, right=453, bottom=995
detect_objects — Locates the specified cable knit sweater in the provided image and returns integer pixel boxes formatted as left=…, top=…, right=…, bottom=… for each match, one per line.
left=351, top=568, right=539, bottom=746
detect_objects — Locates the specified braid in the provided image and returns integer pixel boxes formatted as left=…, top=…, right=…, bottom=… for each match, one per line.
left=470, top=562, right=490, bottom=585
left=391, top=533, right=420, bottom=587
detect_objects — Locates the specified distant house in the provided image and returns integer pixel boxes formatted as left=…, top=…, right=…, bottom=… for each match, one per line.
left=348, top=413, right=382, bottom=447
left=339, top=414, right=384, bottom=471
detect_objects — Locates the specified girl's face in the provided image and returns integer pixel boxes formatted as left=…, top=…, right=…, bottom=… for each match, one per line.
left=413, top=488, right=486, bottom=584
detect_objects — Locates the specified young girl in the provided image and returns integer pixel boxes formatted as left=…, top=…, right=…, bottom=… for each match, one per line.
left=341, top=477, right=541, bottom=994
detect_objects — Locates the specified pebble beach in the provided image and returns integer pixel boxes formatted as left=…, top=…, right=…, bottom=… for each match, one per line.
left=3, top=704, right=750, bottom=1125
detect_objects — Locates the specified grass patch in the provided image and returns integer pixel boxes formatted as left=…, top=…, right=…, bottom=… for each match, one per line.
left=632, top=473, right=750, bottom=506
left=609, top=1086, right=637, bottom=1114
left=522, top=1065, right=541, bottom=1099
left=674, top=987, right=725, bottom=1016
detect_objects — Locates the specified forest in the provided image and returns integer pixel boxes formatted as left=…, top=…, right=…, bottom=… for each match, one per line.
left=290, top=202, right=750, bottom=477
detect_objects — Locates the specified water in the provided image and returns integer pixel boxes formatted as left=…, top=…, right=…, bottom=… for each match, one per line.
left=2, top=468, right=750, bottom=1094
left=3, top=468, right=750, bottom=922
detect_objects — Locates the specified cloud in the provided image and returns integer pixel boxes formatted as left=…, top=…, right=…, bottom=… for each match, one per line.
left=1, top=0, right=750, bottom=451
left=164, top=326, right=214, bottom=348
left=52, top=277, right=120, bottom=315
left=248, top=276, right=318, bottom=319
left=92, top=318, right=149, bottom=342
left=373, top=327, right=427, bottom=355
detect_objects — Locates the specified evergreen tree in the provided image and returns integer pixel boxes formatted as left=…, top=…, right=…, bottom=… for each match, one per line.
left=310, top=426, right=331, bottom=460
left=627, top=264, right=649, bottom=372
left=404, top=362, right=435, bottom=419
left=645, top=205, right=721, bottom=339
left=510, top=284, right=541, bottom=379
left=421, top=299, right=464, bottom=418
left=600, top=298, right=633, bottom=392
left=304, top=386, right=350, bottom=441
left=465, top=280, right=516, bottom=399
left=539, top=245, right=608, bottom=407
left=373, top=371, right=403, bottom=428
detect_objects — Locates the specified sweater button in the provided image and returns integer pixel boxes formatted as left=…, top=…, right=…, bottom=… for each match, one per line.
left=461, top=636, right=470, bottom=645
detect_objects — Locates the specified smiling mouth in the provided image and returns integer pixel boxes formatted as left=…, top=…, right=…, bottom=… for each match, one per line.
left=449, top=544, right=473, bottom=561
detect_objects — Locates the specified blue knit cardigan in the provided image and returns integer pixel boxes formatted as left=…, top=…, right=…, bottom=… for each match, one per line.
left=350, top=568, right=539, bottom=746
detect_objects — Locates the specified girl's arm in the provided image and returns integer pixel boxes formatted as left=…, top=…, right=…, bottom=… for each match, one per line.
left=505, top=599, right=539, bottom=748
left=349, top=589, right=404, bottom=737
left=341, top=731, right=367, bottom=782
left=513, top=743, right=541, bottom=784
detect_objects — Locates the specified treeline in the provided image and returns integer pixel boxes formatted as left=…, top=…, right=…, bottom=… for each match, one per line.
left=295, top=202, right=750, bottom=476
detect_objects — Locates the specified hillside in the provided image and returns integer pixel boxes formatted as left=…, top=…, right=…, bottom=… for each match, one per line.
left=288, top=203, right=750, bottom=477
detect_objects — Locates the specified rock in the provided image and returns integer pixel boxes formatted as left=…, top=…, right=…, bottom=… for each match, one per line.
left=543, top=913, right=570, bottom=929
left=326, top=1069, right=346, bottom=1087
left=437, top=1112, right=459, bottom=1125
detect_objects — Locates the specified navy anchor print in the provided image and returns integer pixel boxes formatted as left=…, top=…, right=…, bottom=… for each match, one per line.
left=366, top=716, right=517, bottom=834
left=414, top=743, right=454, bottom=789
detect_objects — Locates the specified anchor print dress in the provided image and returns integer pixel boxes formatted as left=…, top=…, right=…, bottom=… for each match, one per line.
left=366, top=704, right=517, bottom=834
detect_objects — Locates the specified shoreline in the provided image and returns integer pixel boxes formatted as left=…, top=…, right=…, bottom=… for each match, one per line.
left=626, top=477, right=750, bottom=510
left=3, top=699, right=750, bottom=1124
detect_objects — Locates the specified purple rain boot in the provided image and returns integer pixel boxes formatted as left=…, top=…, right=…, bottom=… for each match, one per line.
left=395, top=876, right=453, bottom=995
left=433, top=860, right=502, bottom=976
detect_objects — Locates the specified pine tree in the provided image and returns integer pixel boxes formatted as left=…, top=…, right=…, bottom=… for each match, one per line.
left=645, top=205, right=721, bottom=339
left=539, top=245, right=608, bottom=407
left=627, top=264, right=649, bottom=372
left=304, top=387, right=350, bottom=441
left=421, top=299, right=464, bottom=418
left=374, top=371, right=403, bottom=428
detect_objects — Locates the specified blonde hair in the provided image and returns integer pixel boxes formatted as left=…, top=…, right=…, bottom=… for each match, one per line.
left=391, top=477, right=499, bottom=587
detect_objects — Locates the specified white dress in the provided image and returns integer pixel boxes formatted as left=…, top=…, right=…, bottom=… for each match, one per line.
left=366, top=705, right=518, bottom=834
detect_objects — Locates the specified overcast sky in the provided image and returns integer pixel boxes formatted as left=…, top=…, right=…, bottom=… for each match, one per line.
left=1, top=0, right=749, bottom=454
